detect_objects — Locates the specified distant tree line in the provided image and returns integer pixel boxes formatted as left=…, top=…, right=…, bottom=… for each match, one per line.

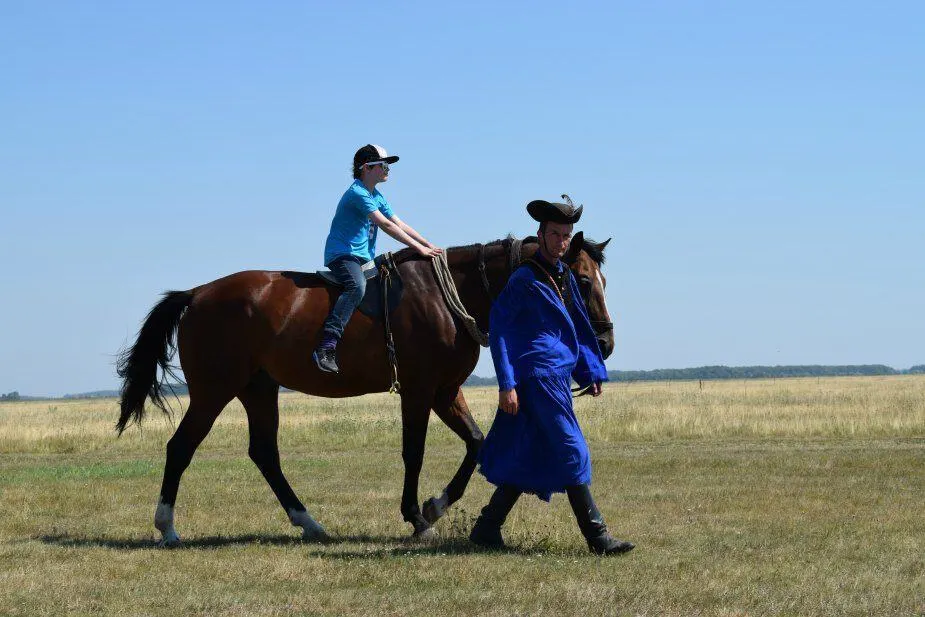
left=464, top=364, right=925, bottom=386
left=463, top=375, right=499, bottom=387
left=1, top=391, right=20, bottom=402
left=63, top=390, right=122, bottom=399
left=606, top=364, right=909, bottom=382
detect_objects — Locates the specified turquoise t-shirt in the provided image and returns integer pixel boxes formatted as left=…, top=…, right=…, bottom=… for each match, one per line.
left=323, top=180, right=395, bottom=266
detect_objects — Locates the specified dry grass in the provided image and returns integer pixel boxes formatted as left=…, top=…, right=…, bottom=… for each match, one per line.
left=1, top=376, right=923, bottom=616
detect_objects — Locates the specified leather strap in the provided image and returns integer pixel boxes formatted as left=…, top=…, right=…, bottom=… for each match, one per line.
left=379, top=254, right=401, bottom=394
left=477, top=243, right=494, bottom=300
left=522, top=258, right=572, bottom=308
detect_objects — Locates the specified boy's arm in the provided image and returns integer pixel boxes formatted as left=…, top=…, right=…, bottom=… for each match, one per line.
left=390, top=215, right=442, bottom=253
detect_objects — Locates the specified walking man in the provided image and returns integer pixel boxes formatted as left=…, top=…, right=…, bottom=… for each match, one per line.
left=471, top=197, right=634, bottom=555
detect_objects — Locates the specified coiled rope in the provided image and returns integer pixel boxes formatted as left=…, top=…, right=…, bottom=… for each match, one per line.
left=432, top=253, right=490, bottom=347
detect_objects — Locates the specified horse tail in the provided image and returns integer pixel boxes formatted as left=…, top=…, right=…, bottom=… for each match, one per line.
left=116, top=290, right=194, bottom=434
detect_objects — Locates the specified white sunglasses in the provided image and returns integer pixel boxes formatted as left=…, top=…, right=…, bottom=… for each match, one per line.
left=364, top=161, right=389, bottom=170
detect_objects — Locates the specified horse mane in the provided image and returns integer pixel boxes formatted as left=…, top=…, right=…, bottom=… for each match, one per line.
left=447, top=236, right=512, bottom=253
left=523, top=234, right=606, bottom=265
left=388, top=237, right=511, bottom=265
left=392, top=234, right=605, bottom=265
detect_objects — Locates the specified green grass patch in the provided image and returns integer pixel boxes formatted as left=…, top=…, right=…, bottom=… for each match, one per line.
left=0, top=378, right=922, bottom=616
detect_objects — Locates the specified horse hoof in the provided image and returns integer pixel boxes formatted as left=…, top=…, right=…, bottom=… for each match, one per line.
left=301, top=524, right=330, bottom=543
left=410, top=526, right=438, bottom=543
left=157, top=532, right=181, bottom=548
left=422, top=494, right=448, bottom=524
left=289, top=509, right=329, bottom=542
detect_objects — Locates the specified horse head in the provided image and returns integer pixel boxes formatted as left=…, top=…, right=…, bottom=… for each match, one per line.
left=564, top=232, right=614, bottom=359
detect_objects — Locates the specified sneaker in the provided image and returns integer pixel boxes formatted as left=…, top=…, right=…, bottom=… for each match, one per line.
left=313, top=347, right=339, bottom=373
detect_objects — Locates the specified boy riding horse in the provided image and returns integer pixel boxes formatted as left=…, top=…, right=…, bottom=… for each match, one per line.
left=314, top=144, right=442, bottom=373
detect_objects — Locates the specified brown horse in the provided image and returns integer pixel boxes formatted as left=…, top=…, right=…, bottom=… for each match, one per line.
left=117, top=233, right=613, bottom=546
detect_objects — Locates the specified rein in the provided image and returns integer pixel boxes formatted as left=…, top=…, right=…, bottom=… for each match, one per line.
left=432, top=254, right=490, bottom=347
left=519, top=252, right=613, bottom=399
left=378, top=254, right=401, bottom=394
left=432, top=238, right=604, bottom=398
left=433, top=237, right=523, bottom=347
left=521, top=258, right=614, bottom=339
left=477, top=244, right=493, bottom=301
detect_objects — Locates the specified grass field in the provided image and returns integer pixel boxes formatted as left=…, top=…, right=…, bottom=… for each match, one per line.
left=1, top=376, right=923, bottom=616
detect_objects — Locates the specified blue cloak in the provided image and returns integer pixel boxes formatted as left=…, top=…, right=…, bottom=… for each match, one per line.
left=478, top=257, right=609, bottom=501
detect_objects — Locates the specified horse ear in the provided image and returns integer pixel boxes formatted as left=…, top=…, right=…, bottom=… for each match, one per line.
left=601, top=237, right=612, bottom=250
left=564, top=231, right=584, bottom=264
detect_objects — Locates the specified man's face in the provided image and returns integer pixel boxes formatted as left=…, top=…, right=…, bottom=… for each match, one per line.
left=364, top=161, right=390, bottom=184
left=539, top=221, right=573, bottom=261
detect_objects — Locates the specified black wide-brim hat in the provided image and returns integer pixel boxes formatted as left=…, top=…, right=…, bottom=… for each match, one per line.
left=527, top=195, right=583, bottom=224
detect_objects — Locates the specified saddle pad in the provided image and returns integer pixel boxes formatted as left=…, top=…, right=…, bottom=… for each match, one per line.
left=316, top=258, right=378, bottom=286
left=357, top=270, right=403, bottom=319
left=310, top=253, right=403, bottom=319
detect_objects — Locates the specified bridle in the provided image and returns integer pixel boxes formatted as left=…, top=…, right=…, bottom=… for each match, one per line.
left=589, top=319, right=614, bottom=337
left=581, top=287, right=615, bottom=338
left=476, top=239, right=614, bottom=338
left=471, top=236, right=612, bottom=399
left=573, top=270, right=614, bottom=338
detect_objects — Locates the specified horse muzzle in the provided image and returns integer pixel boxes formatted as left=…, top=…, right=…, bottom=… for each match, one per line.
left=597, top=334, right=614, bottom=360
left=591, top=321, right=615, bottom=359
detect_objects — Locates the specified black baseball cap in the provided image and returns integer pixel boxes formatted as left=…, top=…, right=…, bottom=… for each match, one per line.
left=354, top=144, right=400, bottom=168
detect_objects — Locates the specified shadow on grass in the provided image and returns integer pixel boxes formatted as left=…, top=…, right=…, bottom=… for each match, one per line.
left=36, top=532, right=304, bottom=550
left=34, top=532, right=537, bottom=558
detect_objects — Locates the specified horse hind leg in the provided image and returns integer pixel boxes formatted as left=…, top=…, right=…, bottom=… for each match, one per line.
left=422, top=387, right=484, bottom=525
left=238, top=370, right=327, bottom=541
left=155, top=392, right=233, bottom=547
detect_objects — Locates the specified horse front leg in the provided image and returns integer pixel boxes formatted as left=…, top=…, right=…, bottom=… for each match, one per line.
left=399, top=392, right=434, bottom=539
left=423, top=387, right=484, bottom=525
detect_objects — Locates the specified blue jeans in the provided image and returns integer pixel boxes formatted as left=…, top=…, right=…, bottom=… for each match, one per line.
left=321, top=255, right=367, bottom=341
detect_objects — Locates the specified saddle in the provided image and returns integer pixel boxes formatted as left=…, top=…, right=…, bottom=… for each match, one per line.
left=283, top=253, right=405, bottom=392
left=282, top=253, right=404, bottom=319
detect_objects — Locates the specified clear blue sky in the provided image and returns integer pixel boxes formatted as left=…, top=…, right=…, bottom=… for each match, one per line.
left=2, top=2, right=923, bottom=396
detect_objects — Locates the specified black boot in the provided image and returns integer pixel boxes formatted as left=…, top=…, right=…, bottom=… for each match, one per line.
left=566, top=484, right=635, bottom=556
left=469, top=485, right=522, bottom=549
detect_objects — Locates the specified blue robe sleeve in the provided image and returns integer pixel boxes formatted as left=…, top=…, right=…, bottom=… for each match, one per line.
left=567, top=273, right=609, bottom=387
left=489, top=275, right=526, bottom=391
